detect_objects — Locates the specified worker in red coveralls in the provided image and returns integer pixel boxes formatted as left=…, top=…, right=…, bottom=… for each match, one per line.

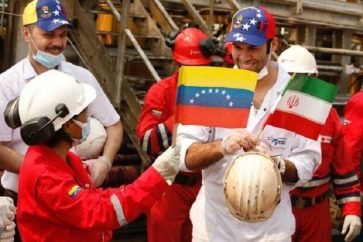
left=221, top=42, right=235, bottom=68
left=7, top=70, right=180, bottom=242
left=278, top=45, right=362, bottom=242
left=136, top=27, right=212, bottom=242
left=344, top=88, right=363, bottom=242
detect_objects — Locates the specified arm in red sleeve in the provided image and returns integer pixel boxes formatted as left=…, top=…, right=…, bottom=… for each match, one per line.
left=344, top=92, right=363, bottom=177
left=329, top=109, right=361, bottom=216
left=36, top=167, right=167, bottom=229
left=136, top=74, right=177, bottom=157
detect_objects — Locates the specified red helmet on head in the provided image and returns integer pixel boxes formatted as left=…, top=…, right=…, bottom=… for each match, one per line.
left=224, top=42, right=234, bottom=65
left=166, top=27, right=212, bottom=65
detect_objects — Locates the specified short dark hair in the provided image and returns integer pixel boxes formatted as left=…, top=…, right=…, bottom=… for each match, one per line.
left=266, top=39, right=273, bottom=55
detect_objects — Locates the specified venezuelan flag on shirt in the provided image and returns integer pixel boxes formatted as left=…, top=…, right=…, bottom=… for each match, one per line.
left=265, top=74, right=338, bottom=140
left=175, top=66, right=257, bottom=128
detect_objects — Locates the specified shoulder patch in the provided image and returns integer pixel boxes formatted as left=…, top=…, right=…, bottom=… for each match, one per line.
left=68, top=185, right=82, bottom=198
left=151, top=109, right=162, bottom=117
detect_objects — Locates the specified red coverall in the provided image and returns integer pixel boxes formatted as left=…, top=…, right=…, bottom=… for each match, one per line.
left=291, top=108, right=361, bottom=242
left=17, top=145, right=168, bottom=242
left=136, top=72, right=201, bottom=242
left=344, top=91, right=363, bottom=242
left=344, top=91, right=363, bottom=189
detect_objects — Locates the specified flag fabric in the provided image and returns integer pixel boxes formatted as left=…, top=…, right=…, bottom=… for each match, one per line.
left=175, top=66, right=257, bottom=128
left=265, top=74, right=338, bottom=140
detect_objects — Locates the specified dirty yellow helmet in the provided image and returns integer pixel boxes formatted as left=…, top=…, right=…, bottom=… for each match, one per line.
left=224, top=152, right=282, bottom=222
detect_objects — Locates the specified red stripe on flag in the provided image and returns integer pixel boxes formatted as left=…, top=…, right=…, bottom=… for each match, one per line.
left=175, top=105, right=249, bottom=128
left=265, top=110, right=322, bottom=140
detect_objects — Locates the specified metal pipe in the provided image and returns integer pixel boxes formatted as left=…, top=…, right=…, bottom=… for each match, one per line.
left=304, top=45, right=363, bottom=57
left=114, top=0, right=129, bottom=108
left=125, top=28, right=161, bottom=82
left=0, top=0, right=5, bottom=31
left=209, top=0, right=214, bottom=34
left=104, top=0, right=120, bottom=21
left=153, top=0, right=178, bottom=32
left=317, top=65, right=343, bottom=72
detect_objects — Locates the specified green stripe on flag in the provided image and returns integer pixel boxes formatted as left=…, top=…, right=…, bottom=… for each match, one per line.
left=283, top=74, right=338, bottom=103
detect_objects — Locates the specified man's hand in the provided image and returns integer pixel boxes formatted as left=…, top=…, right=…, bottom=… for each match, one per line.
left=342, top=214, right=362, bottom=242
left=83, top=156, right=112, bottom=187
left=0, top=197, right=15, bottom=227
left=152, top=144, right=180, bottom=184
left=255, top=140, right=272, bottom=155
left=220, top=129, right=257, bottom=155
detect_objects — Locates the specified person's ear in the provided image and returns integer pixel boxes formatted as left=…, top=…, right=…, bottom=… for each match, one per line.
left=22, top=27, right=31, bottom=43
left=62, top=120, right=74, bottom=134
left=270, top=37, right=278, bottom=52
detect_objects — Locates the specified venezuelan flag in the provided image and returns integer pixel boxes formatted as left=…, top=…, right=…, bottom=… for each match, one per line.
left=175, top=66, right=257, bottom=128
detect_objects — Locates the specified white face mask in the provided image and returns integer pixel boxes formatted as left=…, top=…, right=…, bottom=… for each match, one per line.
left=258, top=50, right=272, bottom=80
left=258, top=66, right=268, bottom=80
left=71, top=118, right=91, bottom=145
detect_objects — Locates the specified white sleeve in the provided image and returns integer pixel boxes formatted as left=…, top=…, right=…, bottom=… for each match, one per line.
left=0, top=81, right=15, bottom=141
left=261, top=126, right=321, bottom=187
left=176, top=124, right=211, bottom=172
left=288, top=134, right=321, bottom=187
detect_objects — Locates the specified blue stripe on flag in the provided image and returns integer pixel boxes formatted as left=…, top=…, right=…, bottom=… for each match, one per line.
left=177, top=85, right=253, bottom=108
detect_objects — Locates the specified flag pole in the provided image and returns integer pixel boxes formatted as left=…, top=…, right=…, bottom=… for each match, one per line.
left=171, top=123, right=179, bottom=148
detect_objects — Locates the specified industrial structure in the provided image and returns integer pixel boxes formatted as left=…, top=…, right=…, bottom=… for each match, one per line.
left=1, top=1, right=363, bottom=239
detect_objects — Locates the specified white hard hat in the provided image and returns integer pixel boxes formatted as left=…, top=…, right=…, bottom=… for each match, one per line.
left=75, top=117, right=107, bottom=159
left=19, top=69, right=96, bottom=131
left=224, top=152, right=282, bottom=223
left=278, top=45, right=318, bottom=74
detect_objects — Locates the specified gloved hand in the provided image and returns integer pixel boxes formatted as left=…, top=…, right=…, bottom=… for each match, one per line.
left=220, top=129, right=257, bottom=155
left=152, top=144, right=180, bottom=184
left=0, top=221, right=15, bottom=242
left=83, top=156, right=112, bottom=187
left=342, top=214, right=362, bottom=241
left=0, top=197, right=15, bottom=227
left=255, top=140, right=271, bottom=155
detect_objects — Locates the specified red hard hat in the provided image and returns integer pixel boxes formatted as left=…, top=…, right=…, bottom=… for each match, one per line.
left=224, top=42, right=234, bottom=65
left=171, top=28, right=212, bottom=65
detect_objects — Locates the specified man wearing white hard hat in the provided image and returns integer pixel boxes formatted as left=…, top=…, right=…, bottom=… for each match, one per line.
left=279, top=45, right=361, bottom=242
left=177, top=7, right=321, bottom=241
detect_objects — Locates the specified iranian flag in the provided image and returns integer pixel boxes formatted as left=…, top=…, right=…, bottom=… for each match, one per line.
left=265, top=74, right=338, bottom=140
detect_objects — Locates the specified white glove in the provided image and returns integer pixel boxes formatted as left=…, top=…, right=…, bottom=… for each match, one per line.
left=220, top=129, right=257, bottom=155
left=0, top=221, right=15, bottom=242
left=342, top=214, right=362, bottom=242
left=255, top=140, right=271, bottom=155
left=83, top=156, right=112, bottom=187
left=152, top=144, right=180, bottom=184
left=0, top=197, right=15, bottom=227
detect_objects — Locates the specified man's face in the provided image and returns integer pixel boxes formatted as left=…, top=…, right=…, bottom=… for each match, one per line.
left=232, top=42, right=269, bottom=73
left=23, top=25, right=68, bottom=56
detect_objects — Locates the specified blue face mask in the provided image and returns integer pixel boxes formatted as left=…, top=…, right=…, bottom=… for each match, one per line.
left=72, top=118, right=91, bottom=144
left=33, top=49, right=65, bottom=69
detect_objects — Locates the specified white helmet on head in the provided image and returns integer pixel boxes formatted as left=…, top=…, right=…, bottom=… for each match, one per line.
left=18, top=70, right=96, bottom=145
left=278, top=45, right=318, bottom=74
left=224, top=152, right=282, bottom=223
left=75, top=117, right=107, bottom=160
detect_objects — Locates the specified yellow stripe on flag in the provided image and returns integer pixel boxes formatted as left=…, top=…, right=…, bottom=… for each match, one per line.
left=178, top=66, right=257, bottom=92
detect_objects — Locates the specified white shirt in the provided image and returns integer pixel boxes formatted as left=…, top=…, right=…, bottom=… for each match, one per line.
left=0, top=58, right=120, bottom=192
left=177, top=63, right=321, bottom=242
